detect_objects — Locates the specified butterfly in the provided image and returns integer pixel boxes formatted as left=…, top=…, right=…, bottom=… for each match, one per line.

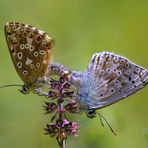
left=4, top=22, right=54, bottom=94
left=68, top=52, right=148, bottom=118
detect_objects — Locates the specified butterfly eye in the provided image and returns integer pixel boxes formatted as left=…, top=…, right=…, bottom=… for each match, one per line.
left=87, top=109, right=96, bottom=118
left=19, top=85, right=29, bottom=94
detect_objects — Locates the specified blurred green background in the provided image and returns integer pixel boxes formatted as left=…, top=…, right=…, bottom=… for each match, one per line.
left=0, top=0, right=148, bottom=148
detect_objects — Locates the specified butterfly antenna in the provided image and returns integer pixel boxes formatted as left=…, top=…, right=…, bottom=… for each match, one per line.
left=0, top=84, right=23, bottom=88
left=98, top=112, right=105, bottom=127
left=98, top=113, right=117, bottom=136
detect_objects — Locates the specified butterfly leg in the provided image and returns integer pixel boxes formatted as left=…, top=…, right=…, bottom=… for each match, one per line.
left=34, top=76, right=51, bottom=96
left=48, top=63, right=71, bottom=76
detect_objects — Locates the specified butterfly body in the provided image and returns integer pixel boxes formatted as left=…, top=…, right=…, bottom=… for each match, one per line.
left=69, top=52, right=148, bottom=117
left=5, top=22, right=54, bottom=94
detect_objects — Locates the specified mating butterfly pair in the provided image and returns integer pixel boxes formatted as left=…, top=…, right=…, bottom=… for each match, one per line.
left=4, top=22, right=148, bottom=118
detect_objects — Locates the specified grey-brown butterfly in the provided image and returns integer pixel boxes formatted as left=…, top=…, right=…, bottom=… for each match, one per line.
left=68, top=52, right=148, bottom=118
left=4, top=22, right=54, bottom=94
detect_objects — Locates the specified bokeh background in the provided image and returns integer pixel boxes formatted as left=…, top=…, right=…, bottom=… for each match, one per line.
left=0, top=0, right=148, bottom=148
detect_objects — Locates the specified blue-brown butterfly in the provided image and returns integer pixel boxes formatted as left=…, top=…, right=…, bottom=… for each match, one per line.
left=68, top=52, right=148, bottom=118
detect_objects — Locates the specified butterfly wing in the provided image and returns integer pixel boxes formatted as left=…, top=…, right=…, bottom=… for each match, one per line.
left=4, top=22, right=54, bottom=85
left=77, top=52, right=148, bottom=110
